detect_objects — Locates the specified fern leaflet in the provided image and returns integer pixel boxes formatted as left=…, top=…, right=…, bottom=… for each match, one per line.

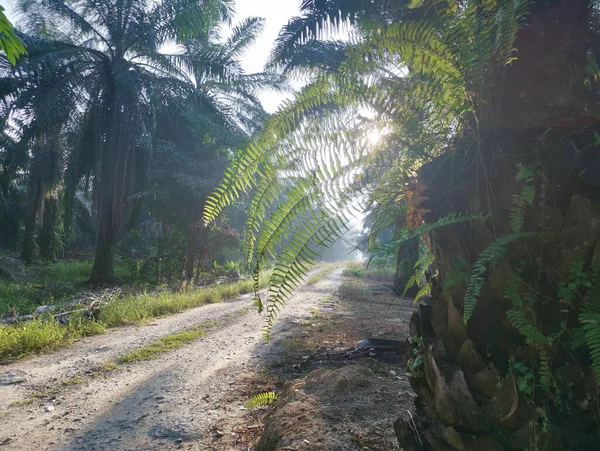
left=245, top=391, right=280, bottom=408
left=463, top=233, right=535, bottom=324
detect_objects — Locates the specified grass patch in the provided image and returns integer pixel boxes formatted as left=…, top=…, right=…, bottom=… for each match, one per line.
left=342, top=261, right=395, bottom=281
left=99, top=360, right=118, bottom=373
left=9, top=398, right=35, bottom=408
left=118, top=321, right=218, bottom=363
left=0, top=313, right=106, bottom=360
left=59, top=373, right=84, bottom=386
left=0, top=270, right=271, bottom=361
left=98, top=271, right=269, bottom=327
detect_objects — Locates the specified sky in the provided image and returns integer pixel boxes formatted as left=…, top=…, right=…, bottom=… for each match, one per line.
left=230, top=0, right=301, bottom=112
left=2, top=0, right=302, bottom=112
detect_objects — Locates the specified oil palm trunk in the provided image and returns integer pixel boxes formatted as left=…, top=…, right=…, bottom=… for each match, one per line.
left=397, top=1, right=600, bottom=449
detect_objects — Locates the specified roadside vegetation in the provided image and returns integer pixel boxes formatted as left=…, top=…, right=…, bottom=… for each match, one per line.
left=341, top=259, right=396, bottom=281
left=0, top=268, right=271, bottom=361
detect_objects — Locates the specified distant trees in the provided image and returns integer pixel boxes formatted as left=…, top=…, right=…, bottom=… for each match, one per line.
left=0, top=0, right=282, bottom=284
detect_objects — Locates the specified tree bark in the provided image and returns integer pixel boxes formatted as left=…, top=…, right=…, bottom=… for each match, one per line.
left=38, top=195, right=59, bottom=261
left=496, top=0, right=591, bottom=128
left=90, top=241, right=115, bottom=285
left=185, top=224, right=197, bottom=282
left=20, top=175, right=42, bottom=264
left=396, top=1, right=600, bottom=449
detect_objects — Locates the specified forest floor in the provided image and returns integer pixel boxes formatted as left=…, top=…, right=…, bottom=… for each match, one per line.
left=0, top=268, right=416, bottom=450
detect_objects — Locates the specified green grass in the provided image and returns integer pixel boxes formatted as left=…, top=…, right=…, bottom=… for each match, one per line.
left=0, top=312, right=106, bottom=360
left=0, top=260, right=131, bottom=315
left=98, top=274, right=266, bottom=327
left=118, top=321, right=218, bottom=363
left=342, top=261, right=395, bottom=280
left=0, top=270, right=271, bottom=361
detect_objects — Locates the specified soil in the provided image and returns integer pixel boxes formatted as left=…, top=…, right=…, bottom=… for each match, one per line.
left=0, top=269, right=417, bottom=450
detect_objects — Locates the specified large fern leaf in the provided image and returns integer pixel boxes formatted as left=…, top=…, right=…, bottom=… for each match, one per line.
left=463, top=233, right=535, bottom=324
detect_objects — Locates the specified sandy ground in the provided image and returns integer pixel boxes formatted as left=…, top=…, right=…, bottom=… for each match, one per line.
left=0, top=271, right=344, bottom=450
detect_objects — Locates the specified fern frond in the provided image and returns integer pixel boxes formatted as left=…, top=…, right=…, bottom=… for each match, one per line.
left=245, top=391, right=279, bottom=408
left=509, top=166, right=535, bottom=233
left=414, top=283, right=432, bottom=304
left=464, top=233, right=535, bottom=324
left=402, top=249, right=434, bottom=298
left=580, top=312, right=600, bottom=386
left=261, top=213, right=351, bottom=339
left=442, top=257, right=470, bottom=290
left=395, top=212, right=489, bottom=248
left=569, top=327, right=586, bottom=350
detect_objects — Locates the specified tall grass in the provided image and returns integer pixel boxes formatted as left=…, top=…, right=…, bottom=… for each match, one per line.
left=100, top=276, right=262, bottom=327
left=0, top=313, right=105, bottom=360
left=0, top=271, right=271, bottom=361
left=342, top=261, right=395, bottom=280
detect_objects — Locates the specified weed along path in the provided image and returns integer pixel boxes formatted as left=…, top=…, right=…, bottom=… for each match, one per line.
left=0, top=269, right=344, bottom=450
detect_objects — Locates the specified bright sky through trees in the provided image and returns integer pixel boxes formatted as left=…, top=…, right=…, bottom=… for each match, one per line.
left=2, top=0, right=302, bottom=112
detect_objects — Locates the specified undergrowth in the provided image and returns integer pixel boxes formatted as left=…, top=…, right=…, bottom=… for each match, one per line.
left=342, top=261, right=395, bottom=280
left=0, top=270, right=272, bottom=361
left=0, top=260, right=131, bottom=315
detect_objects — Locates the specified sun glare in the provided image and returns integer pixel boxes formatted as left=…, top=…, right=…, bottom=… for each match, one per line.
left=367, top=128, right=381, bottom=145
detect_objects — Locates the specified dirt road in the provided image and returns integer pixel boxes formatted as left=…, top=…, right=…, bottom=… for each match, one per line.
left=0, top=270, right=344, bottom=450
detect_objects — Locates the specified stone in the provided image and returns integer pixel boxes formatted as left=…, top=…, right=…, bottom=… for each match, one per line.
left=147, top=425, right=188, bottom=441
left=0, top=369, right=28, bottom=386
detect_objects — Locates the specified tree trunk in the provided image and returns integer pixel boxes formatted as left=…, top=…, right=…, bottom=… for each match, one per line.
left=20, top=176, right=42, bottom=264
left=38, top=196, right=59, bottom=261
left=90, top=241, right=115, bottom=285
left=89, top=108, right=131, bottom=285
left=396, top=1, right=600, bottom=449
left=185, top=225, right=197, bottom=282
left=89, top=173, right=117, bottom=284
left=495, top=0, right=590, bottom=129
left=20, top=212, right=38, bottom=264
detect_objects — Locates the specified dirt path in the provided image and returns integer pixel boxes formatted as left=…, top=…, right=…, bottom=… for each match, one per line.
left=0, top=270, right=344, bottom=450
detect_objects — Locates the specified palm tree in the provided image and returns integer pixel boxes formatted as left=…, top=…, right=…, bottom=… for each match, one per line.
left=137, top=16, right=287, bottom=281
left=206, top=0, right=600, bottom=449
left=3, top=0, right=234, bottom=283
